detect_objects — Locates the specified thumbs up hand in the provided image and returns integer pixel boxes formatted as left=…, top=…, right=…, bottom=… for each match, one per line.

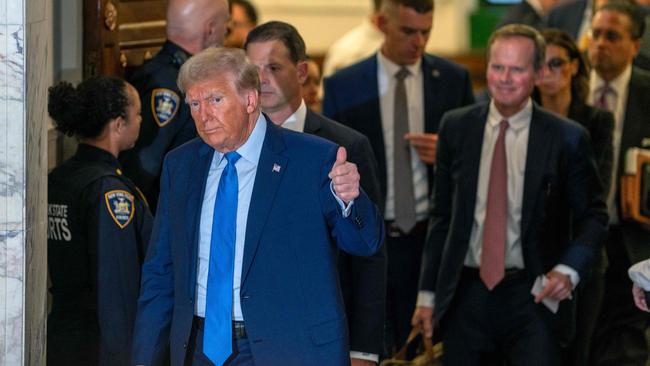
left=328, top=147, right=360, bottom=204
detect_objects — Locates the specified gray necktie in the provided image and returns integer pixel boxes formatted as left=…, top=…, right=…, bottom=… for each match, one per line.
left=393, top=67, right=416, bottom=233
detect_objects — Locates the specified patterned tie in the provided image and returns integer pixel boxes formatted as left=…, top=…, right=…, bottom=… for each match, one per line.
left=480, top=120, right=509, bottom=290
left=596, top=83, right=613, bottom=112
left=393, top=66, right=417, bottom=233
left=204, top=151, right=241, bottom=365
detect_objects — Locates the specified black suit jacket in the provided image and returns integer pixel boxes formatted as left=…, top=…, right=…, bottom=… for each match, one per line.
left=617, top=67, right=650, bottom=263
left=303, top=109, right=387, bottom=356
left=545, top=0, right=588, bottom=39
left=419, top=102, right=608, bottom=325
left=546, top=1, right=650, bottom=71
left=322, top=53, right=475, bottom=200
left=499, top=1, right=545, bottom=30
left=568, top=101, right=615, bottom=192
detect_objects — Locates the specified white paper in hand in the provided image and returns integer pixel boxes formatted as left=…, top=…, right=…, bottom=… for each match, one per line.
left=530, top=276, right=560, bottom=314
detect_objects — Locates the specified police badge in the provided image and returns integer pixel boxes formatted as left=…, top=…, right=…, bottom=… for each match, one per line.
left=151, top=88, right=180, bottom=127
left=105, top=190, right=135, bottom=228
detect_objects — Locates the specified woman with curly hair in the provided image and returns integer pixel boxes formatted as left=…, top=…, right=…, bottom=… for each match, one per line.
left=46, top=75, right=153, bottom=365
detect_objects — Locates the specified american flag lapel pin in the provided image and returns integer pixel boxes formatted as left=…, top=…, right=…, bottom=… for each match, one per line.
left=272, top=163, right=281, bottom=173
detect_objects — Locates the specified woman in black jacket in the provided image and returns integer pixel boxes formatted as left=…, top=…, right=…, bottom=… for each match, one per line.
left=535, top=29, right=614, bottom=366
left=47, top=76, right=153, bottom=365
left=536, top=28, right=614, bottom=191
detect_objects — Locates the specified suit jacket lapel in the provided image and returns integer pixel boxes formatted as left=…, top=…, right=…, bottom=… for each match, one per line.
left=620, top=68, right=646, bottom=175
left=241, top=121, right=287, bottom=285
left=365, top=57, right=384, bottom=159
left=521, top=106, right=552, bottom=238
left=460, top=104, right=489, bottom=225
left=185, top=142, right=214, bottom=294
left=303, top=109, right=322, bottom=135
left=422, top=55, right=442, bottom=133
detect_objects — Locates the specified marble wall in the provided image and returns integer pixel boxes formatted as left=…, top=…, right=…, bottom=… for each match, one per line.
left=0, top=0, right=51, bottom=364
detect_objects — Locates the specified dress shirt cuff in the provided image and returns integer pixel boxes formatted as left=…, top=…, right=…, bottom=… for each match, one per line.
left=553, top=264, right=580, bottom=289
left=330, top=181, right=354, bottom=217
left=350, top=351, right=379, bottom=363
left=416, top=290, right=435, bottom=308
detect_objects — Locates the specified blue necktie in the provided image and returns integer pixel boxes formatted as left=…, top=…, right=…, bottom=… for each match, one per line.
left=204, top=151, right=241, bottom=365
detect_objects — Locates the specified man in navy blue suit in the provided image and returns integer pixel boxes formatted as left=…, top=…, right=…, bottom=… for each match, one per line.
left=322, top=0, right=474, bottom=352
left=411, top=24, right=608, bottom=365
left=131, top=47, right=384, bottom=366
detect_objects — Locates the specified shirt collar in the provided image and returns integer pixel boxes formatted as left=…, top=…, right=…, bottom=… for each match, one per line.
left=377, top=51, right=422, bottom=79
left=77, top=143, right=122, bottom=169
left=488, top=98, right=533, bottom=131
left=281, top=99, right=307, bottom=133
left=526, top=0, right=544, bottom=17
left=216, top=112, right=266, bottom=166
left=590, top=64, right=632, bottom=96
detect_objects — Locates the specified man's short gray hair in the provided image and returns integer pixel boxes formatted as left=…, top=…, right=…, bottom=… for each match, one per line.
left=177, top=47, right=260, bottom=95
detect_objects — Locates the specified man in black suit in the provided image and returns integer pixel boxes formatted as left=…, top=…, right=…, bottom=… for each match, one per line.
left=322, top=0, right=474, bottom=351
left=546, top=0, right=592, bottom=40
left=499, top=0, right=561, bottom=30
left=546, top=0, right=650, bottom=69
left=412, top=24, right=608, bottom=365
left=244, top=21, right=386, bottom=366
left=586, top=2, right=650, bottom=364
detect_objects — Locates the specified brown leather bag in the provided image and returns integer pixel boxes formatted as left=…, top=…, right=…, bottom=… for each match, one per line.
left=379, top=326, right=443, bottom=366
left=621, top=148, right=650, bottom=226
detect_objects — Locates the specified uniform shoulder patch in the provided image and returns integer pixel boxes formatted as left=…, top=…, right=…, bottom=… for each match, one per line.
left=104, top=190, right=135, bottom=229
left=151, top=88, right=180, bottom=127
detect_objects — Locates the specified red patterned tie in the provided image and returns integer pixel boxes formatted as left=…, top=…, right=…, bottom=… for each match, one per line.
left=480, top=120, right=509, bottom=290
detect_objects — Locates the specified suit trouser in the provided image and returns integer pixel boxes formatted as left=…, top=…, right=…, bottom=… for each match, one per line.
left=591, top=225, right=649, bottom=366
left=561, top=247, right=606, bottom=366
left=441, top=268, right=560, bottom=366
left=385, top=220, right=427, bottom=353
left=185, top=317, right=254, bottom=366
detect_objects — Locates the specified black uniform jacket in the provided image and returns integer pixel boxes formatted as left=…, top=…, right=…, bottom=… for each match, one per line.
left=48, top=143, right=153, bottom=366
left=121, top=40, right=195, bottom=212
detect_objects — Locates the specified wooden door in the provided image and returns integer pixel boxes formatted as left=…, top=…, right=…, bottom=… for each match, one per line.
left=83, top=0, right=167, bottom=78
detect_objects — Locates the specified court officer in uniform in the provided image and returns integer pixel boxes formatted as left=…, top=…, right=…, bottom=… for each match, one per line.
left=120, top=0, right=229, bottom=211
left=47, top=76, right=153, bottom=365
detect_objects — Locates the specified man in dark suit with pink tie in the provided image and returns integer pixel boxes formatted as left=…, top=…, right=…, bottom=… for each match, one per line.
left=412, top=24, right=608, bottom=365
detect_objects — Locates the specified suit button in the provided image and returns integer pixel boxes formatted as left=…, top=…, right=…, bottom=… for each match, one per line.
left=183, top=342, right=187, bottom=349
left=354, top=216, right=364, bottom=228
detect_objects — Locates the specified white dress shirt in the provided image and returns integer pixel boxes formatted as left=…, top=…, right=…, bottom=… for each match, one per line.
left=322, top=18, right=384, bottom=78
left=377, top=52, right=429, bottom=222
left=195, top=113, right=266, bottom=320
left=464, top=99, right=531, bottom=269
left=281, top=99, right=307, bottom=133
left=417, top=100, right=579, bottom=308
left=589, top=65, right=632, bottom=224
left=576, top=0, right=593, bottom=46
left=526, top=0, right=545, bottom=17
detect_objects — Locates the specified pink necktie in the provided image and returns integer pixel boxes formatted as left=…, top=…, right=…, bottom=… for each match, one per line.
left=480, top=120, right=509, bottom=290
left=596, top=83, right=613, bottom=112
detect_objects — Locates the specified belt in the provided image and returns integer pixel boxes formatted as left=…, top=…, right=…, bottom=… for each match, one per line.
left=462, top=266, right=529, bottom=283
left=385, top=219, right=428, bottom=238
left=193, top=316, right=247, bottom=339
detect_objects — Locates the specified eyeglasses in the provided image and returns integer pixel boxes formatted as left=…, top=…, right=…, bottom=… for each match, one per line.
left=589, top=29, right=624, bottom=43
left=545, top=57, right=570, bottom=72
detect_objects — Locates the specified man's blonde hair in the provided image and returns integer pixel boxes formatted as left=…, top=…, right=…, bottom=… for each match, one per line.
left=177, top=47, right=260, bottom=95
